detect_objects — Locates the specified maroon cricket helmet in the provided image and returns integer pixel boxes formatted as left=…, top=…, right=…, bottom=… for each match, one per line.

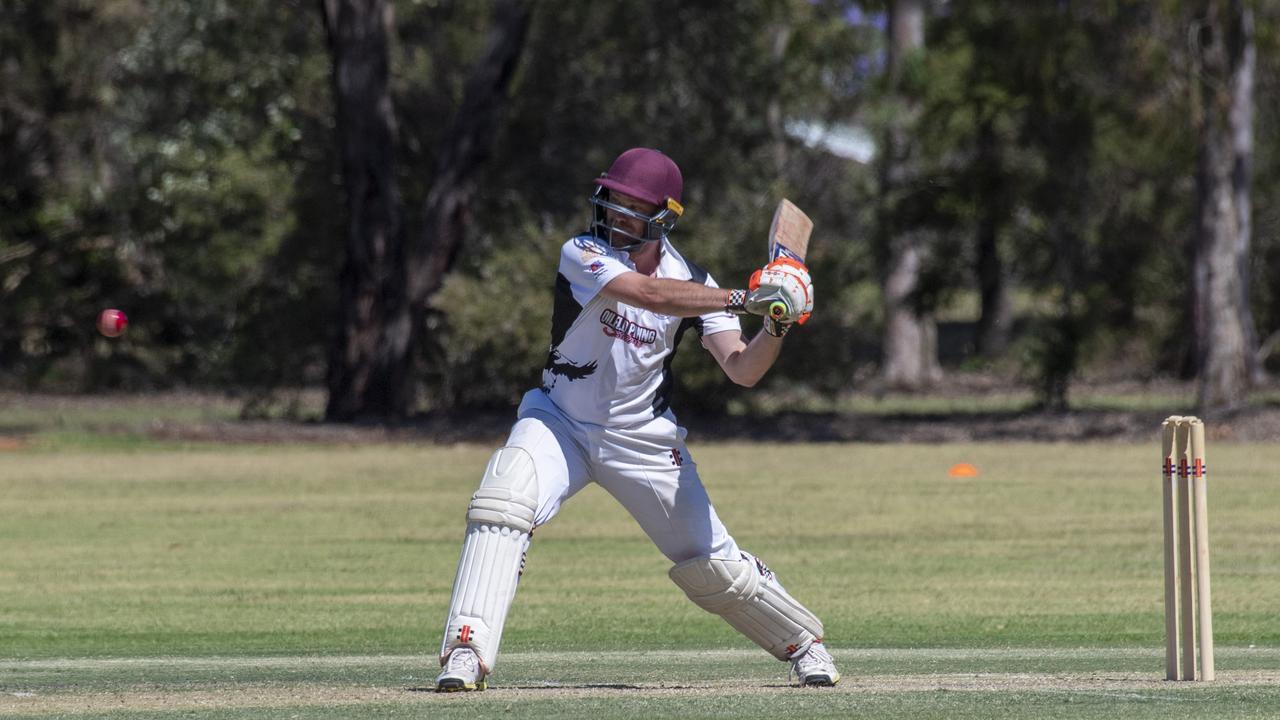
left=594, top=148, right=683, bottom=206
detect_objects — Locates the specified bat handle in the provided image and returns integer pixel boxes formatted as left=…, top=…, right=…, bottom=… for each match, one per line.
left=768, top=301, right=788, bottom=319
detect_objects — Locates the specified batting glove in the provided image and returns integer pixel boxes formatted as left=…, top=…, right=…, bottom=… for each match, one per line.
left=746, top=258, right=814, bottom=326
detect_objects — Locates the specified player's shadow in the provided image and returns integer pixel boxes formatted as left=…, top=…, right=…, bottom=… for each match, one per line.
left=408, top=683, right=695, bottom=692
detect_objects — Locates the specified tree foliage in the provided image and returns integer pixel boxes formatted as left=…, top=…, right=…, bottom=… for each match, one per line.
left=1, top=0, right=336, bottom=393
left=1, top=0, right=1276, bottom=416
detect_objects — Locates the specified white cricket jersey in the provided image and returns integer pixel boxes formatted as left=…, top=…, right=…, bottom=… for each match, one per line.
left=539, top=234, right=741, bottom=427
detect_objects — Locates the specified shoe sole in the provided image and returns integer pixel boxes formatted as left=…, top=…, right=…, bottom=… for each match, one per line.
left=435, top=678, right=487, bottom=692
left=801, top=673, right=839, bottom=687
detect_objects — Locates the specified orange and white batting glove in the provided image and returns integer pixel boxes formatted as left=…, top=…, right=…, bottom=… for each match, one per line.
left=746, top=258, right=814, bottom=336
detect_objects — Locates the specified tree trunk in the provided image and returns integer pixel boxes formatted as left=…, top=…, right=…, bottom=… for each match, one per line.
left=766, top=21, right=793, bottom=177
left=1193, top=0, right=1257, bottom=411
left=1041, top=209, right=1085, bottom=413
left=1230, top=3, right=1261, bottom=385
left=974, top=118, right=1012, bottom=358
left=878, top=0, right=941, bottom=389
left=404, top=0, right=531, bottom=346
left=321, top=0, right=530, bottom=422
left=320, top=0, right=410, bottom=421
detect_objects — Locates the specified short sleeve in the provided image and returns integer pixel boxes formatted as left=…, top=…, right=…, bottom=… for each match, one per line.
left=559, top=236, right=633, bottom=306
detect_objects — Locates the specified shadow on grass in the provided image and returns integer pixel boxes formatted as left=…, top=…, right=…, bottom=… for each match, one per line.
left=408, top=400, right=1280, bottom=444
left=408, top=683, right=658, bottom=692
left=134, top=404, right=1280, bottom=445
left=11, top=387, right=1280, bottom=445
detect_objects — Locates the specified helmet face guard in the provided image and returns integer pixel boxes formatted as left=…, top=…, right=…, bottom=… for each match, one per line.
left=589, top=186, right=683, bottom=251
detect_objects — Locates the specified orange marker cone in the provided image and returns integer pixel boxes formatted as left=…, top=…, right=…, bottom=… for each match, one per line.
left=948, top=463, right=979, bottom=478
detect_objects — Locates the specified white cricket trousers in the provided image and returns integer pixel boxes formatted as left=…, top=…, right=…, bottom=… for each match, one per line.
left=512, top=389, right=741, bottom=563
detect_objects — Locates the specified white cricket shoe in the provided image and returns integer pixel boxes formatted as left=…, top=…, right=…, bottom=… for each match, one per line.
left=436, top=647, right=487, bottom=692
left=791, top=642, right=840, bottom=687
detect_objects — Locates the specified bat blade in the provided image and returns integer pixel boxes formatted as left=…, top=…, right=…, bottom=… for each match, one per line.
left=768, top=198, right=813, bottom=264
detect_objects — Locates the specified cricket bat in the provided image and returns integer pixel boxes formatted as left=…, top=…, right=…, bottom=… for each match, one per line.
left=764, top=198, right=814, bottom=319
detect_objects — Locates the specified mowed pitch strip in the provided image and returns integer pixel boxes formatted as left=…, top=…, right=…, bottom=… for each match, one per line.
left=5, top=648, right=1280, bottom=717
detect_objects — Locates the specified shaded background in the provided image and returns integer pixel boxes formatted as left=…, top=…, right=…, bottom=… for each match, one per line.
left=2, top=0, right=1277, bottom=423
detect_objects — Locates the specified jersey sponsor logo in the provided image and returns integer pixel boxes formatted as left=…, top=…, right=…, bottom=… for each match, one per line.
left=588, top=260, right=606, bottom=276
left=600, top=309, right=658, bottom=348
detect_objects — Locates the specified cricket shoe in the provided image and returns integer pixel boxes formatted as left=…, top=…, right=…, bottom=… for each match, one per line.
left=436, top=647, right=487, bottom=692
left=790, top=642, right=840, bottom=687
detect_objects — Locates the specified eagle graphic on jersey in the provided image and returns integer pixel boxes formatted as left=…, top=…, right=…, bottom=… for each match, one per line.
left=540, top=347, right=598, bottom=391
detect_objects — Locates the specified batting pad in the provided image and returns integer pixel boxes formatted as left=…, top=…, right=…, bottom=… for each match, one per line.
left=440, top=447, right=539, bottom=672
left=669, top=553, right=824, bottom=661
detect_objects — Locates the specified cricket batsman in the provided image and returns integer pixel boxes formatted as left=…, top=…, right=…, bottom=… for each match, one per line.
left=435, top=147, right=838, bottom=690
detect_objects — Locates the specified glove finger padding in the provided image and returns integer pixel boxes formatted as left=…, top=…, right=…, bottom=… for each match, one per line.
left=763, top=316, right=791, bottom=337
left=745, top=260, right=814, bottom=325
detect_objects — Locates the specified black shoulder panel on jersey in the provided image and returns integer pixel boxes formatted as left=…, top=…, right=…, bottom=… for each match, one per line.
left=684, top=257, right=710, bottom=286
left=548, top=272, right=582, bottom=350
left=680, top=254, right=711, bottom=338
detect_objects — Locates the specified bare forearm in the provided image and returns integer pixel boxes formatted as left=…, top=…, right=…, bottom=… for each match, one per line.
left=724, top=329, right=784, bottom=386
left=705, top=328, right=784, bottom=387
left=603, top=275, right=732, bottom=317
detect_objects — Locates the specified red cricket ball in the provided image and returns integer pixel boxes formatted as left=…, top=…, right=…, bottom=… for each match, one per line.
left=97, top=308, right=128, bottom=338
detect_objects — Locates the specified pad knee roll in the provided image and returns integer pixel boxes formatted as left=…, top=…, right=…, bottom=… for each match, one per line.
left=441, top=447, right=540, bottom=672
left=670, top=553, right=824, bottom=660
left=466, top=446, right=539, bottom=533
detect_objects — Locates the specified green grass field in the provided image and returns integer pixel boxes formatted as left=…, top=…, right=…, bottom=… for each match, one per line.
left=2, top=426, right=1279, bottom=718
